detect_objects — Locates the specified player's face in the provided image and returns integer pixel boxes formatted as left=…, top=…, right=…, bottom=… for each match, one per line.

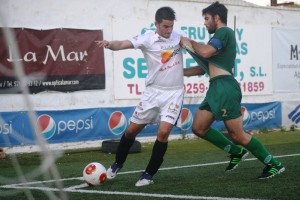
left=203, top=13, right=217, bottom=34
left=155, top=19, right=174, bottom=38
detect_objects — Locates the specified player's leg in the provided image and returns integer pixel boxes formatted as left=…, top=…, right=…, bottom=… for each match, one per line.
left=221, top=76, right=284, bottom=177
left=192, top=108, right=242, bottom=154
left=108, top=86, right=159, bottom=180
left=224, top=116, right=251, bottom=146
left=146, top=121, right=173, bottom=174
left=115, top=122, right=146, bottom=164
left=192, top=107, right=243, bottom=152
left=135, top=121, right=173, bottom=187
left=191, top=107, right=214, bottom=137
left=192, top=108, right=247, bottom=169
left=107, top=122, right=146, bottom=179
left=225, top=116, right=285, bottom=178
left=136, top=87, right=184, bottom=187
left=194, top=90, right=245, bottom=156
left=199, top=76, right=248, bottom=171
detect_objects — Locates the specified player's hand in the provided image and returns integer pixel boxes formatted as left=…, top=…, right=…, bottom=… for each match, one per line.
left=180, top=37, right=194, bottom=52
left=95, top=40, right=110, bottom=48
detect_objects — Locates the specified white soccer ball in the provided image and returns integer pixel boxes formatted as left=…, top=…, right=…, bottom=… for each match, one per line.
left=83, top=162, right=107, bottom=186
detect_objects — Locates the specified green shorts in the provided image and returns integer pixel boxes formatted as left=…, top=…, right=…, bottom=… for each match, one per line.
left=199, top=75, right=242, bottom=121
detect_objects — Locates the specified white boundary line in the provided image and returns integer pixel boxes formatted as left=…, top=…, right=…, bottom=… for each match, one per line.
left=1, top=153, right=299, bottom=200
left=1, top=184, right=257, bottom=200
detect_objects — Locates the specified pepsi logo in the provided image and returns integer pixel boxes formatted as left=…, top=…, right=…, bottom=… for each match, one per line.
left=241, top=106, right=251, bottom=127
left=180, top=108, right=193, bottom=130
left=108, top=111, right=127, bottom=135
left=36, top=114, right=56, bottom=140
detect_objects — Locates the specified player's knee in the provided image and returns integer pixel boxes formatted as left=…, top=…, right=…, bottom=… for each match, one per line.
left=157, top=130, right=170, bottom=142
left=191, top=126, right=206, bottom=138
left=125, top=130, right=137, bottom=139
left=157, top=135, right=168, bottom=142
left=229, top=132, right=246, bottom=145
left=230, top=134, right=240, bottom=144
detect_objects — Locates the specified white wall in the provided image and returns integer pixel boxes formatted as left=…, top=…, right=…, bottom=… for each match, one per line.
left=245, top=0, right=300, bottom=6
left=0, top=0, right=300, bottom=112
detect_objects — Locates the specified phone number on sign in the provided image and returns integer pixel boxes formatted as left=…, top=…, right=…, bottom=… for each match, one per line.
left=240, top=81, right=265, bottom=93
left=184, top=81, right=265, bottom=94
left=184, top=83, right=208, bottom=94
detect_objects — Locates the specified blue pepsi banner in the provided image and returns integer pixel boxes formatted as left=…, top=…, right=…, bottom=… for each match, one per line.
left=212, top=101, right=281, bottom=130
left=180, top=101, right=281, bottom=132
left=241, top=102, right=281, bottom=130
left=0, top=102, right=281, bottom=147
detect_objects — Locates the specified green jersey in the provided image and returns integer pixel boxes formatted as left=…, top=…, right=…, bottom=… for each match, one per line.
left=207, top=27, right=236, bottom=74
left=199, top=27, right=241, bottom=121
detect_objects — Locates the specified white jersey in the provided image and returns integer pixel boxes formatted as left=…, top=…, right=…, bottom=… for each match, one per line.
left=129, top=30, right=185, bottom=89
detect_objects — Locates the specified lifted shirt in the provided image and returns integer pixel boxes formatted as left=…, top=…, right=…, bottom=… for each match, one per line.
left=207, top=27, right=236, bottom=75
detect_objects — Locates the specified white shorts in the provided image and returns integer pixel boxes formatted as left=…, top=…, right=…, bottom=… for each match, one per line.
left=130, top=85, right=184, bottom=126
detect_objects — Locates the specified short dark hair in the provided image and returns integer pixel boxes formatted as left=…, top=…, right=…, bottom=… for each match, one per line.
left=155, top=7, right=176, bottom=23
left=202, top=1, right=228, bottom=24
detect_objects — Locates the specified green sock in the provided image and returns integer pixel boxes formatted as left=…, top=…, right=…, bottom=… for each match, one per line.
left=203, top=128, right=242, bottom=155
left=245, top=137, right=280, bottom=165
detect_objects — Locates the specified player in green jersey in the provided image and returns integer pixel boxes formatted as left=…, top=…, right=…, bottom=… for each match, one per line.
left=181, top=1, right=285, bottom=179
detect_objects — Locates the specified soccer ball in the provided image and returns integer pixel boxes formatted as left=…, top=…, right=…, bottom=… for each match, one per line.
left=83, top=162, right=107, bottom=186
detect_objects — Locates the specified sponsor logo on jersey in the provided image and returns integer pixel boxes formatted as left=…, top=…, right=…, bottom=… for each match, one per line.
left=137, top=102, right=143, bottom=110
left=160, top=50, right=173, bottom=64
left=166, top=115, right=175, bottom=120
left=108, top=111, right=127, bottom=135
left=160, top=47, right=181, bottom=65
left=168, top=103, right=179, bottom=114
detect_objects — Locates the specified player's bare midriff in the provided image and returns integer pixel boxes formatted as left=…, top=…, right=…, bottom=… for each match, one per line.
left=208, top=63, right=231, bottom=79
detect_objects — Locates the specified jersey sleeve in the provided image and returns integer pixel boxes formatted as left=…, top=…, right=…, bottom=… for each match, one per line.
left=129, top=32, right=149, bottom=49
left=208, top=28, right=229, bottom=52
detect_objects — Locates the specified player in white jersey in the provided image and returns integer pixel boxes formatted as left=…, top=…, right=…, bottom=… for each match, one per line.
left=96, top=7, right=185, bottom=187
left=130, top=29, right=184, bottom=89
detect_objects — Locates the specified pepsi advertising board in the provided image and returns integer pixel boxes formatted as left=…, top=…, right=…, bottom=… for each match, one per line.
left=210, top=102, right=281, bottom=130
left=0, top=102, right=281, bottom=147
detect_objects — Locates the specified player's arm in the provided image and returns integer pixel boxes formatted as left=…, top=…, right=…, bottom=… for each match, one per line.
left=184, top=67, right=205, bottom=76
left=95, top=40, right=133, bottom=51
left=190, top=40, right=216, bottom=58
left=180, top=37, right=194, bottom=51
left=181, top=37, right=216, bottom=59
